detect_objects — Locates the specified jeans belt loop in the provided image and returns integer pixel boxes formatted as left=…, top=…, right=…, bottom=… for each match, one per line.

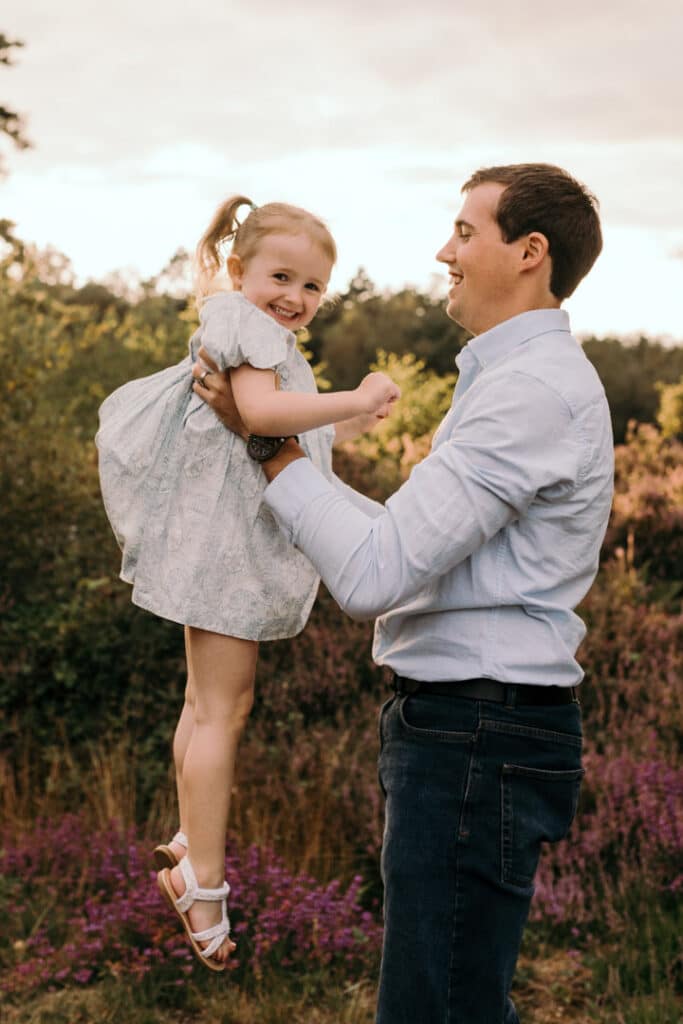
left=392, top=674, right=419, bottom=696
left=504, top=684, right=517, bottom=709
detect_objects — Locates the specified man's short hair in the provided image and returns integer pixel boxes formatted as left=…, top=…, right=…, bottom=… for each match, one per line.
left=462, top=163, right=602, bottom=300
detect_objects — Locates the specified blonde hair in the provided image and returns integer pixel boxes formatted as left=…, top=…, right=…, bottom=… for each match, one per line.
left=194, top=195, right=337, bottom=303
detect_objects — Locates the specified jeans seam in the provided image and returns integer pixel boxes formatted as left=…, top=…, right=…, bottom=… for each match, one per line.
left=397, top=695, right=474, bottom=742
left=446, top=714, right=480, bottom=1020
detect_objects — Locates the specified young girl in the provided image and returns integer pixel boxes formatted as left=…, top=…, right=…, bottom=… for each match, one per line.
left=95, top=196, right=399, bottom=971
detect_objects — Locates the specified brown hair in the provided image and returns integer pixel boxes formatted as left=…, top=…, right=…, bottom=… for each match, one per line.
left=194, top=195, right=337, bottom=302
left=462, top=163, right=602, bottom=300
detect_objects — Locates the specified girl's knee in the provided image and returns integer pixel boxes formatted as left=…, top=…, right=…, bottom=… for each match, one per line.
left=195, top=683, right=255, bottom=733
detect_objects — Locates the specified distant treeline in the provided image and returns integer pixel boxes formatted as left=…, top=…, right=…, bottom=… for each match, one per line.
left=7, top=236, right=683, bottom=444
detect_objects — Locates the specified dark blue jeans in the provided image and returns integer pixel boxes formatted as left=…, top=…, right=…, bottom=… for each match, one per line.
left=376, top=689, right=584, bottom=1024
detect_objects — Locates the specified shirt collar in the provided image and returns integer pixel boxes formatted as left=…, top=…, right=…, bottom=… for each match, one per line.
left=455, top=308, right=571, bottom=373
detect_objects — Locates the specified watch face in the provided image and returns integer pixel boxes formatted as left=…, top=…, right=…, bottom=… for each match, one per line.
left=246, top=435, right=286, bottom=462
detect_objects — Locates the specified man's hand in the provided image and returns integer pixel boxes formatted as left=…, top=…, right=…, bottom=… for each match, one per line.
left=333, top=408, right=395, bottom=446
left=191, top=346, right=249, bottom=440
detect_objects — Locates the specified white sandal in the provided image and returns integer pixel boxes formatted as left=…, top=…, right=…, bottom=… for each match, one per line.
left=157, top=856, right=233, bottom=972
left=152, top=830, right=188, bottom=870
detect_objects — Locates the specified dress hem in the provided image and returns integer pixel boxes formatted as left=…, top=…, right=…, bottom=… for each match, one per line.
left=127, top=588, right=309, bottom=643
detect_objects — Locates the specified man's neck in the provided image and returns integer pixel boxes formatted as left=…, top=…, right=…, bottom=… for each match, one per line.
left=469, top=296, right=561, bottom=338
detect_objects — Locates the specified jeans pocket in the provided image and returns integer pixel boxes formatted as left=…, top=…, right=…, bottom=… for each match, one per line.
left=500, top=763, right=585, bottom=891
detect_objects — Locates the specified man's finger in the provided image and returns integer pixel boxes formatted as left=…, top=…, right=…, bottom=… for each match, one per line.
left=197, top=346, right=220, bottom=373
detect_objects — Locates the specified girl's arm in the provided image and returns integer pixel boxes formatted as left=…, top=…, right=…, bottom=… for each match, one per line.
left=230, top=364, right=399, bottom=436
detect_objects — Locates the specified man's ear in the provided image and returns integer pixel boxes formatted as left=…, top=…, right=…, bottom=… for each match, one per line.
left=520, top=231, right=549, bottom=272
left=227, top=254, right=244, bottom=289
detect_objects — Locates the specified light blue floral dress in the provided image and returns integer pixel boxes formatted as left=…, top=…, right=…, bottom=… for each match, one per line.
left=95, top=292, right=334, bottom=640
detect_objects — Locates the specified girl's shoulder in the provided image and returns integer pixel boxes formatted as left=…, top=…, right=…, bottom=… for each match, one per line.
left=199, top=289, right=242, bottom=319
left=200, top=292, right=294, bottom=341
left=196, top=292, right=295, bottom=372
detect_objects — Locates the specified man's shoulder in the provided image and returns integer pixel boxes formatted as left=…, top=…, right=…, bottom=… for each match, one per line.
left=503, top=332, right=608, bottom=419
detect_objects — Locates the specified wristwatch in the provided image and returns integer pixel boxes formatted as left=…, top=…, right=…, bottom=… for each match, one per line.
left=246, top=434, right=299, bottom=463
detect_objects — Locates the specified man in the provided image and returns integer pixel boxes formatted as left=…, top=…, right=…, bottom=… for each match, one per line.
left=194, top=164, right=614, bottom=1023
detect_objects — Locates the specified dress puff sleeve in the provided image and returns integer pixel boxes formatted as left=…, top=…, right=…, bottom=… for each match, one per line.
left=193, top=292, right=292, bottom=371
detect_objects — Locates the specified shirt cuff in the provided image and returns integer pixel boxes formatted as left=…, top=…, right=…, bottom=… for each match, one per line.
left=263, top=458, right=334, bottom=543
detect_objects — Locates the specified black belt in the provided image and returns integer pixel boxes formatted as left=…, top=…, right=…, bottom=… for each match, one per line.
left=392, top=674, right=578, bottom=706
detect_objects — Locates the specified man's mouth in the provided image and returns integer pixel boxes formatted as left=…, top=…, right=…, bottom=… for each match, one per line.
left=448, top=270, right=464, bottom=288
left=269, top=304, right=299, bottom=321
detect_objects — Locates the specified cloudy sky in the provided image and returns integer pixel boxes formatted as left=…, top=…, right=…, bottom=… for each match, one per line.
left=3, top=0, right=683, bottom=339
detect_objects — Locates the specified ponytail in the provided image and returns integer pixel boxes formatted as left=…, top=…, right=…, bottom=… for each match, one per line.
left=194, top=195, right=254, bottom=302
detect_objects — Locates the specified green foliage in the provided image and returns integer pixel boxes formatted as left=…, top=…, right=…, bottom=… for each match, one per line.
left=582, top=335, right=683, bottom=443
left=0, top=241, right=191, bottom=789
left=604, top=421, right=683, bottom=589
left=345, top=350, right=457, bottom=491
left=308, top=269, right=468, bottom=389
left=656, top=376, right=683, bottom=439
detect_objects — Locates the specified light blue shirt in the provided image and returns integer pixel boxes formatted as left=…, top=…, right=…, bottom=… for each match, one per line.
left=264, top=309, right=614, bottom=686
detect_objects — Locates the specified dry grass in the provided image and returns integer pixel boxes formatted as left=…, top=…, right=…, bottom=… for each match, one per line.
left=1, top=693, right=381, bottom=889
left=0, top=977, right=378, bottom=1024
left=0, top=952, right=623, bottom=1024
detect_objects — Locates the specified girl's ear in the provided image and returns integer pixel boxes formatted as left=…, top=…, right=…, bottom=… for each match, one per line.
left=227, top=254, right=244, bottom=289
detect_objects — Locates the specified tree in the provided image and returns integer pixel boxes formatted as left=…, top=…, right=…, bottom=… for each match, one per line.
left=582, top=336, right=683, bottom=443
left=310, top=268, right=468, bottom=390
left=0, top=33, right=30, bottom=176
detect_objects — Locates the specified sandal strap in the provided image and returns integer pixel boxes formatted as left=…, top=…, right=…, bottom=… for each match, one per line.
left=175, top=856, right=230, bottom=913
left=198, top=924, right=231, bottom=961
left=195, top=880, right=230, bottom=901
left=192, top=919, right=230, bottom=943
left=173, top=830, right=188, bottom=848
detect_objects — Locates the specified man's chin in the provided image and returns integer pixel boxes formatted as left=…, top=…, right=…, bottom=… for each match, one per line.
left=446, top=297, right=466, bottom=328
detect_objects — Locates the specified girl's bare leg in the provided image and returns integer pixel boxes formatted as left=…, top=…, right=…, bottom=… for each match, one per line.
left=168, top=627, right=257, bottom=962
left=168, top=628, right=195, bottom=861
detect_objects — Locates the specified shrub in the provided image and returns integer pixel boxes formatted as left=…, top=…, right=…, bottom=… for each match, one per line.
left=0, top=815, right=382, bottom=996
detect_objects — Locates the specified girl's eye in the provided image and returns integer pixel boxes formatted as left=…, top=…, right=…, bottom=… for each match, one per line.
left=305, top=283, right=320, bottom=292
left=273, top=272, right=288, bottom=281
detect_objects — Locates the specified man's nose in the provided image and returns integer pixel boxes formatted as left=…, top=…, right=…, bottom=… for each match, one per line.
left=436, top=235, right=457, bottom=263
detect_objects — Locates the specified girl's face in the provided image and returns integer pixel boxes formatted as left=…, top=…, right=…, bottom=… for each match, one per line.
left=228, top=232, right=333, bottom=331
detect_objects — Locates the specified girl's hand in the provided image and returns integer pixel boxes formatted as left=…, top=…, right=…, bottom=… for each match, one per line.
left=356, top=372, right=401, bottom=415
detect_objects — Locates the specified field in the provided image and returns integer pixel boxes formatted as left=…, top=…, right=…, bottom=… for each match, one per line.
left=1, top=254, right=681, bottom=1022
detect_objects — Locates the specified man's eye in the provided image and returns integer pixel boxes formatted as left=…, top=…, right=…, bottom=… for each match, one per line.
left=458, top=232, right=471, bottom=241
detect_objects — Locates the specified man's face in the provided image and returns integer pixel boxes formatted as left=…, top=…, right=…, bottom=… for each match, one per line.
left=436, top=182, right=519, bottom=336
